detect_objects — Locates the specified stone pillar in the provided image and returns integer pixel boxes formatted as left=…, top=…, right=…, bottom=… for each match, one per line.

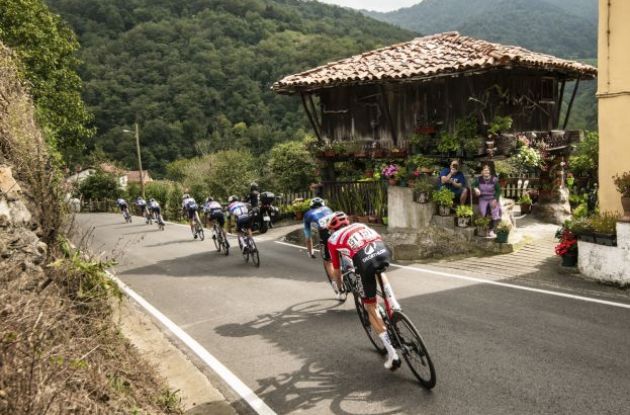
left=387, top=186, right=433, bottom=230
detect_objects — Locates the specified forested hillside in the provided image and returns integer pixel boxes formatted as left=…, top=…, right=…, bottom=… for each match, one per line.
left=46, top=0, right=415, bottom=175
left=364, top=0, right=597, bottom=59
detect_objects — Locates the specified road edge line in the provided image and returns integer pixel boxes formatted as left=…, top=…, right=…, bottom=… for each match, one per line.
left=106, top=271, right=277, bottom=415
left=273, top=240, right=630, bottom=310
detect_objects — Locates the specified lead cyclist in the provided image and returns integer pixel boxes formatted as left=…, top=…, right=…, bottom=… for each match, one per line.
left=327, top=211, right=403, bottom=371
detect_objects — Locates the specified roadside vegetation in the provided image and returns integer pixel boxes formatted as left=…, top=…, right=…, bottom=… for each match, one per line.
left=0, top=35, right=182, bottom=415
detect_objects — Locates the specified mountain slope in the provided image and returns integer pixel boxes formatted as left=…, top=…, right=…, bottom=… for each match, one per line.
left=46, top=0, right=415, bottom=174
left=364, top=0, right=597, bottom=59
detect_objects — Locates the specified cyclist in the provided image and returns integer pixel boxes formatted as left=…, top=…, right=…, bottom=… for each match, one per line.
left=135, top=196, right=148, bottom=223
left=116, top=197, right=129, bottom=214
left=227, top=195, right=253, bottom=252
left=182, top=193, right=200, bottom=238
left=205, top=196, right=228, bottom=245
left=245, top=182, right=260, bottom=208
left=303, top=197, right=337, bottom=289
left=148, top=198, right=164, bottom=225
left=327, top=211, right=402, bottom=371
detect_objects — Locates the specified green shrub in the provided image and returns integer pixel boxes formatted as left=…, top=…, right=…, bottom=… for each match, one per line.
left=79, top=171, right=121, bottom=200
left=455, top=205, right=473, bottom=218
left=569, top=131, right=598, bottom=177
left=612, top=171, right=630, bottom=197
left=589, top=212, right=621, bottom=234
left=432, top=187, right=455, bottom=207
left=518, top=194, right=532, bottom=204
left=267, top=140, right=317, bottom=192
left=474, top=216, right=491, bottom=228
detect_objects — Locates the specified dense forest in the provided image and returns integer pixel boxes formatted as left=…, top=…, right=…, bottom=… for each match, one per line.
left=45, top=0, right=415, bottom=175
left=364, top=0, right=597, bottom=59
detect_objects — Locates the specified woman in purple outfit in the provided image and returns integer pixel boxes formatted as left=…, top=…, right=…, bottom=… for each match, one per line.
left=473, top=164, right=502, bottom=238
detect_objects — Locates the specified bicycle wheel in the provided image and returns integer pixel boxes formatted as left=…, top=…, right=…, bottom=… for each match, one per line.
left=196, top=221, right=205, bottom=241
left=348, top=276, right=386, bottom=355
left=249, top=239, right=260, bottom=267
left=212, top=225, right=221, bottom=251
left=241, top=237, right=250, bottom=263
left=391, top=311, right=436, bottom=389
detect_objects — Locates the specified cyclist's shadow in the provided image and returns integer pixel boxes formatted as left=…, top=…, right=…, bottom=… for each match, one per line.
left=216, top=299, right=429, bottom=414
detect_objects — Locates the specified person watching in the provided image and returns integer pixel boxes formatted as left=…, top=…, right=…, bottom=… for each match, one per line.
left=439, top=160, right=468, bottom=204
left=473, top=163, right=502, bottom=238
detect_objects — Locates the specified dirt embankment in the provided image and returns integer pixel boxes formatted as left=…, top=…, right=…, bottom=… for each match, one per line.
left=0, top=42, right=182, bottom=414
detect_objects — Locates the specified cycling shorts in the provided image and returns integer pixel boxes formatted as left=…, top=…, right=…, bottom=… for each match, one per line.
left=186, top=206, right=198, bottom=220
left=352, top=241, right=391, bottom=302
left=236, top=215, right=252, bottom=232
left=138, top=205, right=146, bottom=213
left=118, top=204, right=128, bottom=211
left=210, top=210, right=225, bottom=226
left=150, top=206, right=161, bottom=215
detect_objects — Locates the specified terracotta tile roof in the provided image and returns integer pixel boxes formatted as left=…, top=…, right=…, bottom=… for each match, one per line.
left=126, top=170, right=153, bottom=183
left=272, top=32, right=597, bottom=94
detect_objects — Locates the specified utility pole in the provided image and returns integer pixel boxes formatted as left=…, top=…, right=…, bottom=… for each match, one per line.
left=134, top=122, right=145, bottom=199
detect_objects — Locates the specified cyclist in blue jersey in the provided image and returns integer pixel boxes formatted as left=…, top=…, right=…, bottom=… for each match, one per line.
left=303, top=198, right=340, bottom=293
left=227, top=195, right=253, bottom=252
left=182, top=193, right=200, bottom=238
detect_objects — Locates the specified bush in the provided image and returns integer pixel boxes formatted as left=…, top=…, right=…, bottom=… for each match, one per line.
left=432, top=187, right=455, bottom=207
left=79, top=171, right=121, bottom=200
left=456, top=205, right=473, bottom=218
left=612, top=171, right=630, bottom=197
left=267, top=140, right=317, bottom=192
left=569, top=131, right=598, bottom=177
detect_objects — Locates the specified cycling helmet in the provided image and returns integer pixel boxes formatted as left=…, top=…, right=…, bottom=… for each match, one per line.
left=310, top=197, right=325, bottom=208
left=206, top=196, right=214, bottom=203
left=327, top=211, right=350, bottom=232
left=250, top=182, right=259, bottom=191
left=182, top=193, right=190, bottom=200
left=149, top=198, right=155, bottom=203
left=228, top=195, right=239, bottom=203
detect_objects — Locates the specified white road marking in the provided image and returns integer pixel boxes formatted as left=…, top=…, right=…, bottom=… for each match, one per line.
left=106, top=272, right=277, bottom=415
left=274, top=240, right=630, bottom=310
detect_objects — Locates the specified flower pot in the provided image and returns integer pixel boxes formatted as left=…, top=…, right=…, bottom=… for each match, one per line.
left=372, top=149, right=386, bottom=158
left=368, top=215, right=378, bottom=223
left=594, top=232, right=617, bottom=246
left=476, top=227, right=488, bottom=237
left=578, top=233, right=595, bottom=243
left=561, top=253, right=578, bottom=267
left=323, top=150, right=336, bottom=158
left=357, top=215, right=369, bottom=223
left=457, top=217, right=471, bottom=228
left=407, top=179, right=416, bottom=188
left=295, top=211, right=304, bottom=221
left=438, top=205, right=451, bottom=216
left=495, top=231, right=509, bottom=243
left=520, top=203, right=532, bottom=214
left=388, top=178, right=398, bottom=186
left=415, top=191, right=429, bottom=204
left=622, top=197, right=630, bottom=222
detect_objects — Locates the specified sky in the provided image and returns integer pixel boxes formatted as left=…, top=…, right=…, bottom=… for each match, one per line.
left=317, top=0, right=422, bottom=13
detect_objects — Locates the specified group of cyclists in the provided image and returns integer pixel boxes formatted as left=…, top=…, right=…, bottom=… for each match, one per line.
left=116, top=185, right=434, bottom=382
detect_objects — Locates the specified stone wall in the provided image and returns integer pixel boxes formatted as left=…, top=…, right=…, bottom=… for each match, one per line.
left=578, top=222, right=630, bottom=285
left=387, top=186, right=433, bottom=229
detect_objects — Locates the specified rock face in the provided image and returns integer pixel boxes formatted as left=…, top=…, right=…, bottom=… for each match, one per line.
left=0, top=166, right=46, bottom=281
left=534, top=188, right=572, bottom=225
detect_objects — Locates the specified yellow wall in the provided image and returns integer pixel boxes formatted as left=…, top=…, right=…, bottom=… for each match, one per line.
left=598, top=0, right=630, bottom=213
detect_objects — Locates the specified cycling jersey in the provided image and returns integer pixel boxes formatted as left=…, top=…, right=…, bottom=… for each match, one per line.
left=328, top=223, right=390, bottom=302
left=327, top=223, right=384, bottom=270
left=228, top=201, right=249, bottom=218
left=303, top=206, right=333, bottom=239
left=182, top=197, right=198, bottom=211
left=204, top=201, right=222, bottom=213
left=148, top=200, right=160, bottom=211
left=135, top=198, right=147, bottom=207
left=116, top=198, right=128, bottom=207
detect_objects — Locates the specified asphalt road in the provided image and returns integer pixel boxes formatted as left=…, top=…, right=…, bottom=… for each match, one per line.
left=78, top=213, right=630, bottom=415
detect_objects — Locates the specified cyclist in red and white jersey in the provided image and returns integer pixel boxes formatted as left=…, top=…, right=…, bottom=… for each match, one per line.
left=327, top=211, right=402, bottom=370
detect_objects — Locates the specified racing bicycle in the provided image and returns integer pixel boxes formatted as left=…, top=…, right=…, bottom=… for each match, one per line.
left=212, top=222, right=229, bottom=255
left=239, top=233, right=260, bottom=267
left=122, top=207, right=132, bottom=223
left=192, top=211, right=205, bottom=240
left=341, top=256, right=436, bottom=389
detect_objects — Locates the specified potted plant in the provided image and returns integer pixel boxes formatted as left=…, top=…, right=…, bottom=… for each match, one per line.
left=613, top=171, right=630, bottom=221
left=474, top=216, right=491, bottom=237
left=382, top=216, right=389, bottom=226
left=590, top=212, right=620, bottom=246
left=518, top=193, right=533, bottom=214
left=455, top=205, right=473, bottom=227
left=382, top=164, right=401, bottom=186
left=322, top=143, right=336, bottom=158
left=570, top=217, right=595, bottom=243
left=495, top=220, right=512, bottom=243
left=555, top=227, right=578, bottom=267
left=414, top=178, right=433, bottom=203
left=432, top=187, right=454, bottom=216
left=291, top=198, right=309, bottom=221
left=390, top=146, right=408, bottom=158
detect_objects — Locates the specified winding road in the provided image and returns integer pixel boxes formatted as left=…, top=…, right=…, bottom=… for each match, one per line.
left=78, top=213, right=630, bottom=415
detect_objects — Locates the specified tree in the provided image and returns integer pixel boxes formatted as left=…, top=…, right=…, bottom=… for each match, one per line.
left=267, top=140, right=317, bottom=192
left=78, top=171, right=120, bottom=200
left=0, top=0, right=93, bottom=163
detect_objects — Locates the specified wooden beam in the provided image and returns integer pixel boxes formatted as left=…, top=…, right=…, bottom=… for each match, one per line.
left=555, top=80, right=566, bottom=129
left=379, top=84, right=398, bottom=145
left=307, top=93, right=323, bottom=134
left=300, top=91, right=322, bottom=142
left=562, top=77, right=580, bottom=130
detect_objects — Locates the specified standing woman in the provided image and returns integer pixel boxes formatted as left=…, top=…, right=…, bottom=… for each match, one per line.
left=473, top=164, right=502, bottom=238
